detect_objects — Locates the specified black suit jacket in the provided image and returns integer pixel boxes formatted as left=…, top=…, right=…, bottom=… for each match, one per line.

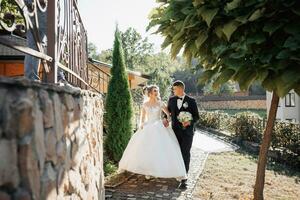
left=167, top=95, right=200, bottom=132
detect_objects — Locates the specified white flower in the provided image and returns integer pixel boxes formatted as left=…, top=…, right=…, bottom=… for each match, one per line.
left=183, top=102, right=188, bottom=108
left=177, top=111, right=193, bottom=123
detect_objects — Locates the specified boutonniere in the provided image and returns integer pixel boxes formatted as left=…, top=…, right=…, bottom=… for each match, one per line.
left=183, top=102, right=188, bottom=108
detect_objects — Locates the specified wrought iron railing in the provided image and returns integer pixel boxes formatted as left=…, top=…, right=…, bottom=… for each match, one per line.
left=88, top=61, right=111, bottom=94
left=0, top=0, right=92, bottom=90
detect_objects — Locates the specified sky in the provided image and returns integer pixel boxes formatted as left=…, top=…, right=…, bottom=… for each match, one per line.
left=78, top=0, right=164, bottom=53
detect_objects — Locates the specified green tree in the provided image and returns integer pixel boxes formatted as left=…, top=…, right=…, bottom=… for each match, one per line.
left=120, top=27, right=154, bottom=69
left=142, top=52, right=182, bottom=99
left=98, top=49, right=113, bottom=63
left=88, top=42, right=113, bottom=63
left=250, top=82, right=266, bottom=95
left=203, top=79, right=236, bottom=96
left=0, top=0, right=24, bottom=30
left=148, top=0, right=300, bottom=199
left=173, top=61, right=204, bottom=95
left=88, top=42, right=100, bottom=60
left=97, top=27, right=185, bottom=100
left=105, top=27, right=133, bottom=162
left=96, top=27, right=154, bottom=68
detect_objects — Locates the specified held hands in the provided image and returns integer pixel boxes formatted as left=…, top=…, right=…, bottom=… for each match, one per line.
left=182, top=121, right=191, bottom=127
left=139, top=123, right=144, bottom=130
left=163, top=119, right=169, bottom=127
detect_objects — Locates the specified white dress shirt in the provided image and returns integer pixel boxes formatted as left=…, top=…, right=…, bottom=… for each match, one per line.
left=177, top=94, right=186, bottom=110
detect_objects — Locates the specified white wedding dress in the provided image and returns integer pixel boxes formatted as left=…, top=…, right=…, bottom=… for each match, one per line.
left=118, top=102, right=186, bottom=178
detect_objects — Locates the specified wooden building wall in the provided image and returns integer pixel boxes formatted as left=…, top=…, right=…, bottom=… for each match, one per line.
left=0, top=61, right=24, bottom=77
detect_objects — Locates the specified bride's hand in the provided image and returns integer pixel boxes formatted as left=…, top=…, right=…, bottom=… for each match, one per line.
left=163, top=119, right=169, bottom=127
left=139, top=124, right=144, bottom=130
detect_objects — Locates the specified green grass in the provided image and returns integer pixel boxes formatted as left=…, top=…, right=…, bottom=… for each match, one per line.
left=104, top=160, right=118, bottom=177
left=206, top=109, right=267, bottom=118
left=194, top=150, right=300, bottom=200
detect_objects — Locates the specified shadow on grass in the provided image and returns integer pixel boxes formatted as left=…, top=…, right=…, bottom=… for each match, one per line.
left=234, top=147, right=300, bottom=182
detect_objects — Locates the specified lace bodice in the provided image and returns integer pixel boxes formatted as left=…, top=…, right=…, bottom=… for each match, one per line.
left=143, top=101, right=163, bottom=123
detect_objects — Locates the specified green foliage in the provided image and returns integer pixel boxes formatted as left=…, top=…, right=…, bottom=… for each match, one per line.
left=249, top=82, right=266, bottom=95
left=203, top=79, right=237, bottom=95
left=207, top=108, right=267, bottom=118
left=120, top=27, right=154, bottom=70
left=148, top=0, right=300, bottom=97
left=173, top=64, right=204, bottom=95
left=0, top=0, right=24, bottom=29
left=94, top=27, right=187, bottom=100
left=98, top=49, right=113, bottom=63
left=198, top=110, right=235, bottom=132
left=141, top=52, right=183, bottom=99
left=92, top=27, right=186, bottom=99
left=198, top=110, right=225, bottom=129
left=233, top=112, right=264, bottom=143
left=104, top=28, right=133, bottom=162
left=198, top=110, right=300, bottom=167
left=88, top=42, right=101, bottom=60
left=88, top=43, right=113, bottom=63
left=104, top=160, right=118, bottom=176
left=272, top=122, right=300, bottom=156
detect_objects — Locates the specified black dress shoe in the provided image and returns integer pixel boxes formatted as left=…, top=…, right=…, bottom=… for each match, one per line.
left=178, top=179, right=187, bottom=189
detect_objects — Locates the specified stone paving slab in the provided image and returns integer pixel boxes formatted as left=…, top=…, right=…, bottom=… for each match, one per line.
left=105, top=147, right=208, bottom=200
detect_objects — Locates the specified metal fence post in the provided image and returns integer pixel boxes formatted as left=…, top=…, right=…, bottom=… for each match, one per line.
left=46, top=0, right=58, bottom=83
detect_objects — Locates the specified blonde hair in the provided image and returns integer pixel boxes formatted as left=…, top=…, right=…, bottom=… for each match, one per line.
left=146, top=85, right=161, bottom=100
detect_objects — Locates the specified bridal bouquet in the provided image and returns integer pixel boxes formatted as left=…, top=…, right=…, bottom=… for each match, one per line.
left=177, top=111, right=193, bottom=124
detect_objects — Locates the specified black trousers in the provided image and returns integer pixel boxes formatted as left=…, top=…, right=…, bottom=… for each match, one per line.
left=173, top=127, right=194, bottom=173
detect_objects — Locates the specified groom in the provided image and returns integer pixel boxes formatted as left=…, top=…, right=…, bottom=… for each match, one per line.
left=164, top=80, right=200, bottom=189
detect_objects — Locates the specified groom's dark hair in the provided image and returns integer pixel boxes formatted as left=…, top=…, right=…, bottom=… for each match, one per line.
left=173, top=80, right=185, bottom=89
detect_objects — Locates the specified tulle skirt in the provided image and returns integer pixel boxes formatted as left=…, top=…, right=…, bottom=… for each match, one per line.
left=118, top=119, right=186, bottom=178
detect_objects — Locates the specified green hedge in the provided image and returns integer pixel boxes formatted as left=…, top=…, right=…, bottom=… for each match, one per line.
left=198, top=111, right=300, bottom=166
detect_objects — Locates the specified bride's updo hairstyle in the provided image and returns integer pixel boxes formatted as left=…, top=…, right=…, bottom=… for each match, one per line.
left=147, top=85, right=161, bottom=100
left=142, top=86, right=148, bottom=96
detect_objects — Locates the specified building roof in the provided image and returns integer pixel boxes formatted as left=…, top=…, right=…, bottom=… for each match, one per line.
left=88, top=58, right=150, bottom=89
left=0, top=34, right=26, bottom=58
left=88, top=58, right=151, bottom=80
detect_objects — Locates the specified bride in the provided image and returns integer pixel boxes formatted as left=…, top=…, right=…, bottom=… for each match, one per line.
left=118, top=85, right=186, bottom=179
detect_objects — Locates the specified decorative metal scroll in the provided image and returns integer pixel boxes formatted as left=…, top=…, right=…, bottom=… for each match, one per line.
left=0, top=0, right=90, bottom=89
left=56, top=0, right=89, bottom=87
left=88, top=62, right=111, bottom=93
left=0, top=0, right=50, bottom=72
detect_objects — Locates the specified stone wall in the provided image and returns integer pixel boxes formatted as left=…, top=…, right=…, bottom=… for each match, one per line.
left=0, top=77, right=105, bottom=200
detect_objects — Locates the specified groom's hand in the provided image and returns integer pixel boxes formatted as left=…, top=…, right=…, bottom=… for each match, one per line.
left=163, top=119, right=169, bottom=127
left=182, top=121, right=191, bottom=127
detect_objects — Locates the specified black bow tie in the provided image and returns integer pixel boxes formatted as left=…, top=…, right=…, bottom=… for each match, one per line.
left=177, top=97, right=183, bottom=100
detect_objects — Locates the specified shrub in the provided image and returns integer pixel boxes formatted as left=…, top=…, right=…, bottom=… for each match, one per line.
left=272, top=122, right=300, bottom=156
left=233, top=112, right=264, bottom=143
left=105, top=28, right=133, bottom=162
left=197, top=111, right=300, bottom=167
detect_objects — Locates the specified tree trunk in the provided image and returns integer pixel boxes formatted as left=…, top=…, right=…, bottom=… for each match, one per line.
left=253, top=92, right=279, bottom=200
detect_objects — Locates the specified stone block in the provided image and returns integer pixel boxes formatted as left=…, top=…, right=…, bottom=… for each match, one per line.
left=44, top=128, right=57, bottom=164
left=0, top=139, right=19, bottom=188
left=39, top=90, right=54, bottom=129
left=63, top=94, right=75, bottom=111
left=52, top=94, right=64, bottom=140
left=18, top=143, right=40, bottom=200
left=33, top=105, right=45, bottom=174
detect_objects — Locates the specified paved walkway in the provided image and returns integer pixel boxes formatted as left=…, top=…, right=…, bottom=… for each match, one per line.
left=105, top=130, right=237, bottom=200
left=192, top=130, right=239, bottom=153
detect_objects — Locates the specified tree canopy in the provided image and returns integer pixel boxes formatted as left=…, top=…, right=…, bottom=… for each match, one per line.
left=148, top=0, right=300, bottom=97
